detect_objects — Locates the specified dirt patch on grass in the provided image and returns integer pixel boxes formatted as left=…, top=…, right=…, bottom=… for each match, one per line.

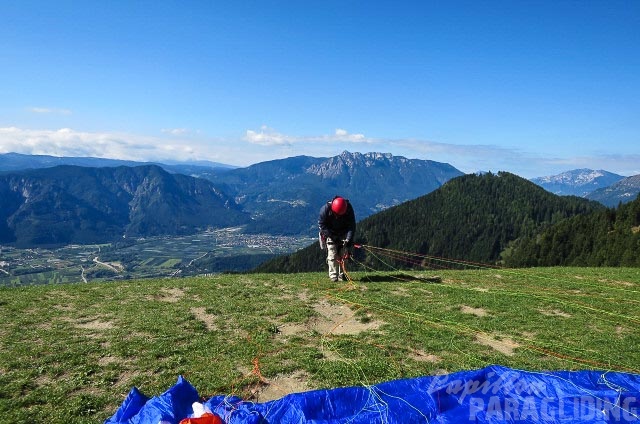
left=35, top=374, right=53, bottom=387
left=190, top=307, right=217, bottom=331
left=53, top=304, right=75, bottom=312
left=408, top=349, right=440, bottom=363
left=605, top=279, right=635, bottom=287
left=616, top=326, right=630, bottom=337
left=475, top=333, right=520, bottom=356
left=460, top=305, right=490, bottom=317
left=276, top=322, right=307, bottom=336
left=272, top=299, right=383, bottom=338
left=76, top=319, right=114, bottom=331
left=538, top=308, right=572, bottom=318
left=297, top=290, right=310, bottom=302
left=98, top=355, right=120, bottom=366
left=156, top=287, right=186, bottom=303
left=312, top=299, right=382, bottom=335
left=252, top=370, right=310, bottom=402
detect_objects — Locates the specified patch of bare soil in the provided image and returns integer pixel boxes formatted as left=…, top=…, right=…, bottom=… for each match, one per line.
left=98, top=355, right=120, bottom=366
left=608, top=280, right=634, bottom=287
left=297, top=290, right=310, bottom=302
left=53, top=304, right=75, bottom=312
left=190, top=307, right=217, bottom=331
left=409, top=349, right=441, bottom=363
left=252, top=371, right=310, bottom=402
left=616, top=326, right=629, bottom=337
left=272, top=299, right=383, bottom=338
left=311, top=299, right=382, bottom=335
left=275, top=322, right=307, bottom=336
left=35, top=374, right=53, bottom=387
left=538, top=308, right=572, bottom=318
left=475, top=333, right=520, bottom=356
left=460, top=305, right=490, bottom=317
left=76, top=319, right=114, bottom=331
left=156, top=287, right=186, bottom=303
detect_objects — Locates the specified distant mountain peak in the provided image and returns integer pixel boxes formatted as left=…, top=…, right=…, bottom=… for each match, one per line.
left=535, top=169, right=607, bottom=184
left=530, top=169, right=625, bottom=197
left=586, top=174, right=640, bottom=207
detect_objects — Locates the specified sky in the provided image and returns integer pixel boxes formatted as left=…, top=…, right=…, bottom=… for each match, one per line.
left=1, top=1, right=639, bottom=178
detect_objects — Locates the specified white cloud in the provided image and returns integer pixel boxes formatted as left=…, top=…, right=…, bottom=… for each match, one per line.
left=333, top=128, right=367, bottom=142
left=244, top=126, right=294, bottom=146
left=0, top=126, right=195, bottom=162
left=28, top=107, right=72, bottom=115
left=244, top=126, right=372, bottom=146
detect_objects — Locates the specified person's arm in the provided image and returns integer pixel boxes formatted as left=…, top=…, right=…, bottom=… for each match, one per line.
left=318, top=204, right=331, bottom=237
left=344, top=205, right=356, bottom=243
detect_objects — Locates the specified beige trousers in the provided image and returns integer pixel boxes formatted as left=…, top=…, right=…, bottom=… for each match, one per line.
left=326, top=239, right=345, bottom=280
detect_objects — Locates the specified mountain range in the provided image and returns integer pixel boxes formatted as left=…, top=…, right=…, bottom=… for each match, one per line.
left=1, top=151, right=639, bottom=250
left=205, top=151, right=464, bottom=234
left=3, top=152, right=638, bottom=206
left=0, top=152, right=463, bottom=247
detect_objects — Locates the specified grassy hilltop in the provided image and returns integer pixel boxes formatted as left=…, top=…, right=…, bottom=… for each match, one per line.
left=1, top=268, right=639, bottom=423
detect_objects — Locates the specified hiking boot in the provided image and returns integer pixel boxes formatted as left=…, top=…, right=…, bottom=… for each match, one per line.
left=331, top=277, right=338, bottom=282
left=338, top=273, right=346, bottom=281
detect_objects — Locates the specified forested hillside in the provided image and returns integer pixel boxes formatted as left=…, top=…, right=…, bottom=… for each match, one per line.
left=254, top=172, right=604, bottom=273
left=504, top=194, right=640, bottom=267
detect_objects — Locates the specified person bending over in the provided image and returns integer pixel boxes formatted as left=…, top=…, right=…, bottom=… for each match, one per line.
left=318, top=196, right=356, bottom=282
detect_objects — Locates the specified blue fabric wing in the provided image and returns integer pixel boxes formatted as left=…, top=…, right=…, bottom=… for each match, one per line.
left=106, top=365, right=640, bottom=424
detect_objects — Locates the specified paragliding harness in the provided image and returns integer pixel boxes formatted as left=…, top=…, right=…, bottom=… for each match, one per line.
left=321, top=236, right=361, bottom=282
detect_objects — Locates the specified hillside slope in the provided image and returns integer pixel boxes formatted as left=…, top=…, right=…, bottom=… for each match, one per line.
left=0, top=165, right=248, bottom=247
left=255, top=172, right=604, bottom=272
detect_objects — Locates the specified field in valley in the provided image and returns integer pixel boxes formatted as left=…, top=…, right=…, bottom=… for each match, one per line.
left=0, top=228, right=315, bottom=286
left=0, top=267, right=638, bottom=423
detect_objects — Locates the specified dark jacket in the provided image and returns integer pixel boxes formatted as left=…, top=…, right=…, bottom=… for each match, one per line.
left=318, top=200, right=356, bottom=243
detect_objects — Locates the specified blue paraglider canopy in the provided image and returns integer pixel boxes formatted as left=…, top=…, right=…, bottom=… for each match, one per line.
left=106, top=364, right=640, bottom=423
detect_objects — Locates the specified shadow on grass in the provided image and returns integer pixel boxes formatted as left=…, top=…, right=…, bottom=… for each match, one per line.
left=358, top=273, right=442, bottom=283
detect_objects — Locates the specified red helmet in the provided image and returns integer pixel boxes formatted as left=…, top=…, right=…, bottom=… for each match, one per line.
left=331, top=197, right=348, bottom=215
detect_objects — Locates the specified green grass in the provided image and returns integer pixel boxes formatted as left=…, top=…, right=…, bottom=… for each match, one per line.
left=0, top=267, right=638, bottom=423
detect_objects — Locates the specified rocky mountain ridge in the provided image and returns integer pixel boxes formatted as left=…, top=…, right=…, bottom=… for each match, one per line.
left=205, top=151, right=464, bottom=234
left=530, top=168, right=625, bottom=197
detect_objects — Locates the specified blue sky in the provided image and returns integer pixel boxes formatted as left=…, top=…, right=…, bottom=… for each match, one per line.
left=1, top=1, right=638, bottom=178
